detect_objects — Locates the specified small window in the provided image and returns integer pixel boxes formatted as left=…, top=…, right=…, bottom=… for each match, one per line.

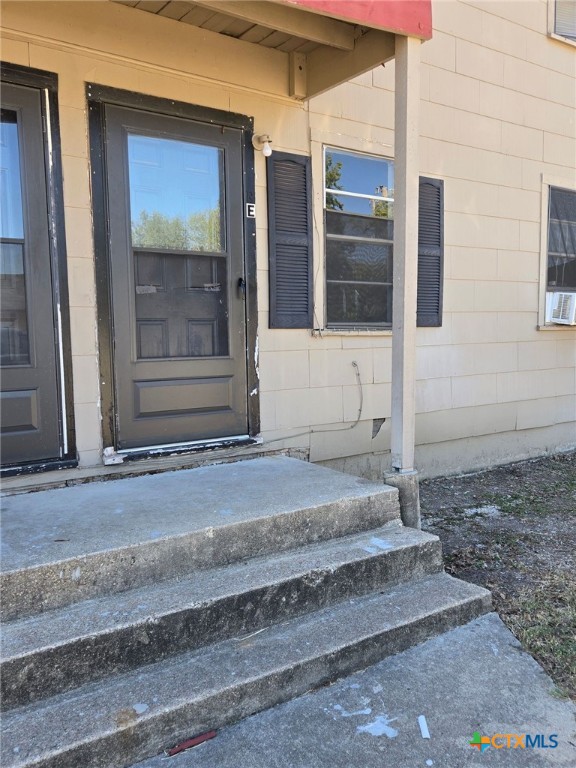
left=324, top=148, right=394, bottom=328
left=554, top=0, right=576, bottom=40
left=547, top=186, right=576, bottom=291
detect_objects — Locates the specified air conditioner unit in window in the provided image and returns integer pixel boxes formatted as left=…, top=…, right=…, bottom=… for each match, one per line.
left=546, top=292, right=576, bottom=325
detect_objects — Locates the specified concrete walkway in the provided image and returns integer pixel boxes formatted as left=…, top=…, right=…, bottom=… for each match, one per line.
left=134, top=613, right=576, bottom=768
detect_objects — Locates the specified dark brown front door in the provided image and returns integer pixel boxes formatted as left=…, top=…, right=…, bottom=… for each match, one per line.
left=104, top=105, right=248, bottom=450
left=0, top=83, right=61, bottom=465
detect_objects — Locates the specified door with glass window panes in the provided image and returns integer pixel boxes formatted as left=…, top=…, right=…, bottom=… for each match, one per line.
left=104, top=105, right=248, bottom=449
left=0, top=83, right=61, bottom=465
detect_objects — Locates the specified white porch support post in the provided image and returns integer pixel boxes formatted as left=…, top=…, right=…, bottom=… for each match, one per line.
left=385, top=35, right=421, bottom=528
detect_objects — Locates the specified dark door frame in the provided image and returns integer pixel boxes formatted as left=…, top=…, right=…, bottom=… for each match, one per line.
left=87, top=84, right=260, bottom=457
left=0, top=62, right=77, bottom=476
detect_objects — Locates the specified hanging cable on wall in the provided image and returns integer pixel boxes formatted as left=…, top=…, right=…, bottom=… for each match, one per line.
left=262, top=360, right=364, bottom=447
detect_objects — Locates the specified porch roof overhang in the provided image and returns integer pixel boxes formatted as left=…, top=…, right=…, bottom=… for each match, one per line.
left=115, top=0, right=432, bottom=99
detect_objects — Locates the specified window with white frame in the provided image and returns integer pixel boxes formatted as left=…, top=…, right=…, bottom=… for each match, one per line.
left=266, top=148, right=443, bottom=330
left=324, top=148, right=394, bottom=327
left=554, top=0, right=576, bottom=40
left=547, top=186, right=576, bottom=291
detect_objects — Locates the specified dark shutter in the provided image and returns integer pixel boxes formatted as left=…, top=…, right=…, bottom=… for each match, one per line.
left=267, top=152, right=312, bottom=328
left=417, top=177, right=444, bottom=327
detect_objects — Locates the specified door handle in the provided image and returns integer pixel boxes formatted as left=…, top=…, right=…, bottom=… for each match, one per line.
left=237, top=277, right=246, bottom=298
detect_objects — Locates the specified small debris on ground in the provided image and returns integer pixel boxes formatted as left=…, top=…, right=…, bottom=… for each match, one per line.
left=418, top=715, right=430, bottom=739
left=165, top=731, right=217, bottom=757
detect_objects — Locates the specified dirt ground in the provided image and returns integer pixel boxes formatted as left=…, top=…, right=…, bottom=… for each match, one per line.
left=419, top=450, right=576, bottom=700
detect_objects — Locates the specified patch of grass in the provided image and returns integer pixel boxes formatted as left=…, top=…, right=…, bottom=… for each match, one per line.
left=483, top=492, right=549, bottom=517
left=444, top=546, right=488, bottom=573
left=499, top=572, right=576, bottom=700
left=444, top=532, right=534, bottom=574
left=444, top=540, right=514, bottom=573
left=487, top=530, right=526, bottom=548
left=550, top=686, right=570, bottom=701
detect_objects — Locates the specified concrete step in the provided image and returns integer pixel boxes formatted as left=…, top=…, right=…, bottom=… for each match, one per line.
left=129, top=613, right=576, bottom=768
left=1, top=572, right=491, bottom=768
left=1, top=523, right=442, bottom=710
left=1, top=457, right=400, bottom=621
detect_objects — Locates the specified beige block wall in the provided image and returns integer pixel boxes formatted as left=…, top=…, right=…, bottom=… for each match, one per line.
left=308, top=0, right=575, bottom=474
left=416, top=0, right=576, bottom=474
left=1, top=0, right=575, bottom=475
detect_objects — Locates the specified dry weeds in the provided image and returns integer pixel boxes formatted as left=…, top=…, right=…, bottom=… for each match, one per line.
left=420, top=451, right=576, bottom=700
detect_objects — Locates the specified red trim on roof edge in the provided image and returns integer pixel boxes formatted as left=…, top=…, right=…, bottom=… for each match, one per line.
left=282, top=0, right=432, bottom=40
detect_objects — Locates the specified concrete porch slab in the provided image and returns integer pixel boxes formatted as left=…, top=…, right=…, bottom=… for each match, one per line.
left=1, top=457, right=397, bottom=573
left=1, top=457, right=401, bottom=619
left=133, top=612, right=576, bottom=768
